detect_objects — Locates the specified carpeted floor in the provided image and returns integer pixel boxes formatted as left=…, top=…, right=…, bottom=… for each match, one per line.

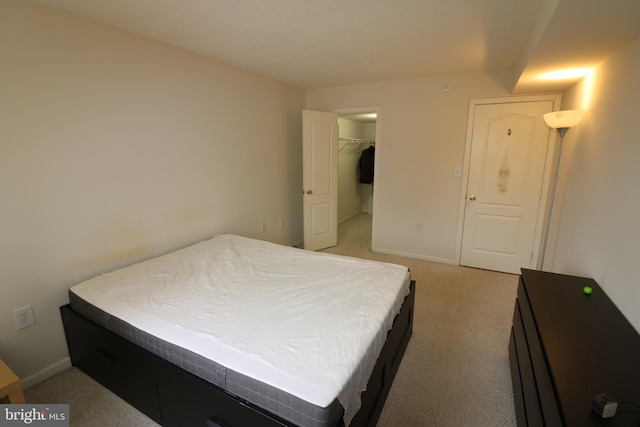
left=325, top=214, right=518, bottom=427
left=25, top=214, right=518, bottom=426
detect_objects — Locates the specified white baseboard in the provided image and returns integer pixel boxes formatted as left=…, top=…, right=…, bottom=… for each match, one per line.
left=21, top=357, right=72, bottom=390
left=372, top=246, right=455, bottom=265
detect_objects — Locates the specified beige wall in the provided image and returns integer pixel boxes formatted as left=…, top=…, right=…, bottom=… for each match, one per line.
left=307, top=71, right=515, bottom=262
left=549, top=36, right=640, bottom=332
left=0, top=0, right=305, bottom=382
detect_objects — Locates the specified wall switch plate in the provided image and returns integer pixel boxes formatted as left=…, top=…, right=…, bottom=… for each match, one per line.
left=453, top=166, right=462, bottom=178
left=14, top=305, right=36, bottom=330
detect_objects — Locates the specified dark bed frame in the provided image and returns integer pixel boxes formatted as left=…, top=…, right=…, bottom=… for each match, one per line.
left=60, top=280, right=415, bottom=427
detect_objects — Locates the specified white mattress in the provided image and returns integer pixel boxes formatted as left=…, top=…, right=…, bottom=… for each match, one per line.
left=70, top=234, right=410, bottom=424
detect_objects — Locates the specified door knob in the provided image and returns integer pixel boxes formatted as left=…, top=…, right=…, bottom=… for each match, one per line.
left=306, top=189, right=313, bottom=194
left=469, top=195, right=477, bottom=201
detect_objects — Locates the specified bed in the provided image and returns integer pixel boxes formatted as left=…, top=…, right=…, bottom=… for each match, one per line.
left=60, top=234, right=415, bottom=427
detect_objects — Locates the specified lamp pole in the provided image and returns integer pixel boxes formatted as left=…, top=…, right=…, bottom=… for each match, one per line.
left=538, top=127, right=568, bottom=270
left=538, top=110, right=585, bottom=270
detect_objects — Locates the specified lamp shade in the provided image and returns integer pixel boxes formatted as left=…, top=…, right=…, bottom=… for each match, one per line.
left=543, top=110, right=585, bottom=129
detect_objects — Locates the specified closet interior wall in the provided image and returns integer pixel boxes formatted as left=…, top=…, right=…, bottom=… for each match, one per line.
left=338, top=117, right=376, bottom=223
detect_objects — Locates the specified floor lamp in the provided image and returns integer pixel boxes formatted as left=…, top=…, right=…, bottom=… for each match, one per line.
left=539, top=110, right=586, bottom=269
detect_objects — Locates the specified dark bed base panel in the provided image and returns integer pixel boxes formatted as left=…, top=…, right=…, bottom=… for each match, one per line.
left=60, top=280, right=415, bottom=427
left=60, top=304, right=297, bottom=426
left=350, top=280, right=414, bottom=427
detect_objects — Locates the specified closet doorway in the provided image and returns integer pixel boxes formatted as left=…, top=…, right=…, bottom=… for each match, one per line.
left=337, top=111, right=377, bottom=249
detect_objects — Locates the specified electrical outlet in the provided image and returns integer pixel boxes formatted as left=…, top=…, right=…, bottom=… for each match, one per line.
left=14, top=305, right=36, bottom=330
left=416, top=221, right=423, bottom=232
left=261, top=223, right=267, bottom=233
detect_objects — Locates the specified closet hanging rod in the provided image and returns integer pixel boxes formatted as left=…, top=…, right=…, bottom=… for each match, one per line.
left=338, top=137, right=375, bottom=144
left=338, top=138, right=375, bottom=153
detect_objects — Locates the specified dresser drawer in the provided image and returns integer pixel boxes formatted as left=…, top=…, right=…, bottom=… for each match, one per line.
left=517, top=281, right=563, bottom=426
left=511, top=298, right=543, bottom=426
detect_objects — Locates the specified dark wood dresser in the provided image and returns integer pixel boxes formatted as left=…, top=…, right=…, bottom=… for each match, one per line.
left=509, top=269, right=640, bottom=426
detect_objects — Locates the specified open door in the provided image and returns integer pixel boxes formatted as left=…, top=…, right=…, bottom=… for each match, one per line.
left=302, top=110, right=338, bottom=250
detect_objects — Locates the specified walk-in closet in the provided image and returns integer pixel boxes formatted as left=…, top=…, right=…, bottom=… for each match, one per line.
left=337, top=113, right=376, bottom=245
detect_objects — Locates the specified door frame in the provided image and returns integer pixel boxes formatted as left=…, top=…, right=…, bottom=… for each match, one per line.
left=454, top=94, right=562, bottom=269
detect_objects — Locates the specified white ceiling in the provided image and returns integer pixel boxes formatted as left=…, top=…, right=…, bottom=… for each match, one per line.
left=29, top=0, right=640, bottom=92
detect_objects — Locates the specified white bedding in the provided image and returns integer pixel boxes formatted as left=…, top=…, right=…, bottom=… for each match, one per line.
left=70, top=234, right=410, bottom=424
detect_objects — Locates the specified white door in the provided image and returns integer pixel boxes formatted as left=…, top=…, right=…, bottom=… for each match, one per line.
left=302, top=110, right=338, bottom=250
left=460, top=101, right=552, bottom=274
